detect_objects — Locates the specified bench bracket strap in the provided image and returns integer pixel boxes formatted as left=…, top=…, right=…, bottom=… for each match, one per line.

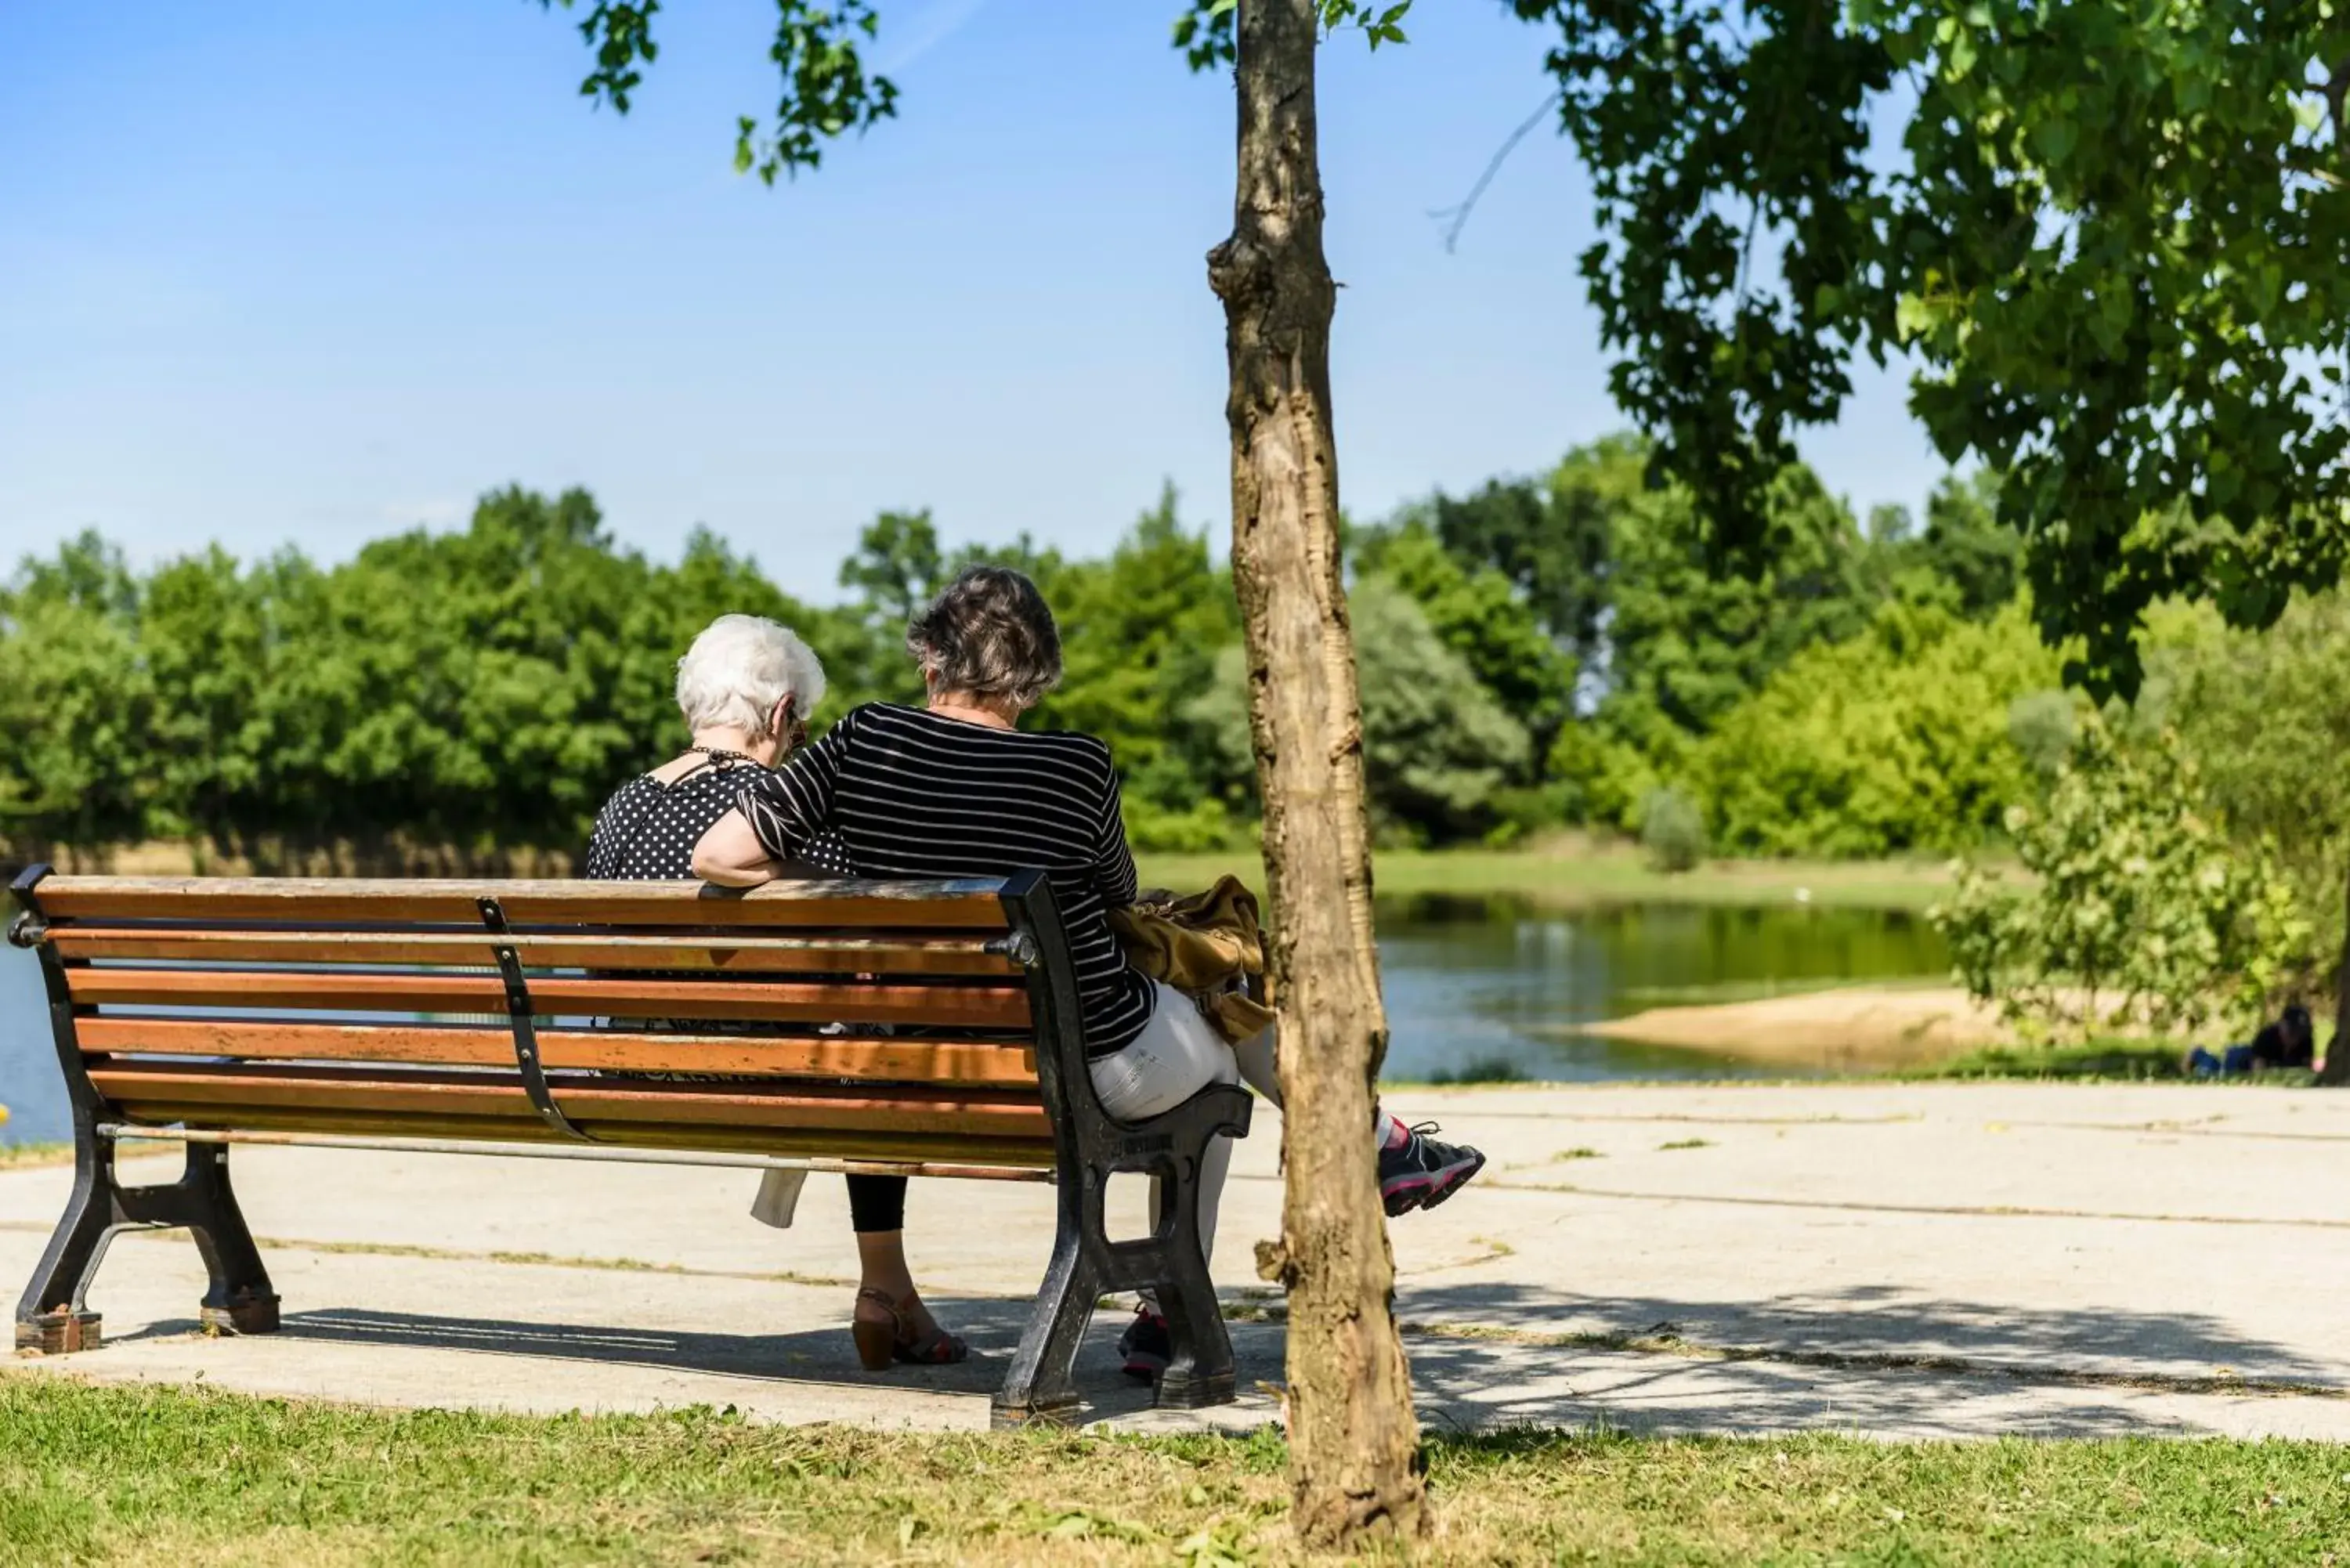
left=478, top=896, right=595, bottom=1143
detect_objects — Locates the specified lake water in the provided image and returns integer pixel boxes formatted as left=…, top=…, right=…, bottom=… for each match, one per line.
left=0, top=900, right=1947, bottom=1146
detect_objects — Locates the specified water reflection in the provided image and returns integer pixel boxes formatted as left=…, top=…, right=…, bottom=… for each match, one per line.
left=0, top=898, right=1947, bottom=1144
left=1376, top=898, right=1946, bottom=1084
left=2, top=941, right=61, bottom=1145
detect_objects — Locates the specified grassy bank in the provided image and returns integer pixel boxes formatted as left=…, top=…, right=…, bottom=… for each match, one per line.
left=0, top=1379, right=2341, bottom=1564
left=1140, top=844, right=1952, bottom=913
left=9, top=837, right=1951, bottom=912
left=1910, top=1040, right=2272, bottom=1083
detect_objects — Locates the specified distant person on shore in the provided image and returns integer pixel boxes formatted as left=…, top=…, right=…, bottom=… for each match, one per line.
left=584, top=612, right=966, bottom=1371
left=689, top=565, right=1487, bottom=1384
left=2186, top=1004, right=2315, bottom=1078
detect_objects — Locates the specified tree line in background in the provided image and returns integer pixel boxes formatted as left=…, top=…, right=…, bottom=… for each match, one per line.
left=9, top=437, right=2350, bottom=1024
left=0, top=435, right=2012, bottom=860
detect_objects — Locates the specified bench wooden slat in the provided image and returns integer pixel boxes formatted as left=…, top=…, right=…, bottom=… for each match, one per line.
left=75, top=1017, right=1039, bottom=1086
left=86, top=1062, right=1055, bottom=1138
left=85, top=1107, right=1058, bottom=1169
left=47, top=927, right=1024, bottom=976
left=66, top=969, right=1032, bottom=1028
left=35, top=876, right=1011, bottom=930
left=8, top=865, right=1251, bottom=1417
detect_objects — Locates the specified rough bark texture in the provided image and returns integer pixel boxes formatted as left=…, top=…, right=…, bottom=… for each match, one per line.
left=1206, top=0, right=1426, bottom=1545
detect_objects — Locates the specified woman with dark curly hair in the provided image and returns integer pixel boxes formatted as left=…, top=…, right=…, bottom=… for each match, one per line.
left=693, top=567, right=1483, bottom=1382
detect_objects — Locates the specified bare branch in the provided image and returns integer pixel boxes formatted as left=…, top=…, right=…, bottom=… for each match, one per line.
left=1426, top=92, right=1564, bottom=254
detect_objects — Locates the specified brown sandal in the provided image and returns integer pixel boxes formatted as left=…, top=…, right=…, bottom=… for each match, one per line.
left=851, top=1287, right=968, bottom=1371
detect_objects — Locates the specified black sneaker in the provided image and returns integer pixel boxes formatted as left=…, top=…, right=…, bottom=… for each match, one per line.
left=1118, top=1307, right=1170, bottom=1382
left=1379, top=1122, right=1488, bottom=1216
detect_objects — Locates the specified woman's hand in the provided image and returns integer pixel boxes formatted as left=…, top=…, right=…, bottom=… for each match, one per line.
left=692, top=808, right=781, bottom=887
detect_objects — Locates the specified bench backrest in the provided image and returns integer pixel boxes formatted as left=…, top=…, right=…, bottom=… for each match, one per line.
left=7, top=868, right=1090, bottom=1176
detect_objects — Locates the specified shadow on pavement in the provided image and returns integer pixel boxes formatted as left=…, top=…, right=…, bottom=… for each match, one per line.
left=100, top=1277, right=2341, bottom=1440
left=1394, top=1278, right=2346, bottom=1387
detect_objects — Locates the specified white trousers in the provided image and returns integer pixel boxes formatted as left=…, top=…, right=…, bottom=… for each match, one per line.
left=1087, top=981, right=1280, bottom=1279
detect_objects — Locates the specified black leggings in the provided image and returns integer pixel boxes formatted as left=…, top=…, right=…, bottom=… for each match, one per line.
left=847, top=1173, right=907, bottom=1234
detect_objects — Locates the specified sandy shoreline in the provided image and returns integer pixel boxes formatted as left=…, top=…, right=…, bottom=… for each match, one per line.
left=1580, top=985, right=2020, bottom=1071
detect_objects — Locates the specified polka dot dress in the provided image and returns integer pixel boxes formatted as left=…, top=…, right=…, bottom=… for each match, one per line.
left=585, top=760, right=855, bottom=881
left=580, top=760, right=865, bottom=1093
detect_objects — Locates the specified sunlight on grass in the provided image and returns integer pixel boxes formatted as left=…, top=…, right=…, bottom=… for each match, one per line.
left=0, top=1379, right=2343, bottom=1563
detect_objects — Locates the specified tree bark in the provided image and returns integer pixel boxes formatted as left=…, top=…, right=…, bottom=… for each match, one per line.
left=2323, top=860, right=2350, bottom=1086
left=1207, top=0, right=1426, bottom=1546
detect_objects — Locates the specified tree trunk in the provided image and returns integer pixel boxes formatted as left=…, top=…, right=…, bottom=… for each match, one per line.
left=2323, top=861, right=2350, bottom=1086
left=1206, top=0, right=1426, bottom=1547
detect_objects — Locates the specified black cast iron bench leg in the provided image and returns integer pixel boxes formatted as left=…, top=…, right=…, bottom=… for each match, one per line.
left=992, top=1190, right=1101, bottom=1426
left=16, top=1139, right=280, bottom=1353
left=1145, top=1141, right=1238, bottom=1411
left=990, top=1082, right=1252, bottom=1426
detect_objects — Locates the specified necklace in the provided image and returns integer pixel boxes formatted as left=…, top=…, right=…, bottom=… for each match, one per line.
left=688, top=744, right=767, bottom=769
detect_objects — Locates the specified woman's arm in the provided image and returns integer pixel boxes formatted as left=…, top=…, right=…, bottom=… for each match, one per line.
left=1093, top=760, right=1141, bottom=908
left=692, top=807, right=783, bottom=886
left=694, top=710, right=853, bottom=885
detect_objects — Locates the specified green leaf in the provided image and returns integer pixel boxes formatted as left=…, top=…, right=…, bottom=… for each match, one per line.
left=2031, top=115, right=2077, bottom=167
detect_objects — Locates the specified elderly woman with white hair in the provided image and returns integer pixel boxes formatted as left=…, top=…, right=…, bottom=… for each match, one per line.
left=584, top=613, right=966, bottom=1371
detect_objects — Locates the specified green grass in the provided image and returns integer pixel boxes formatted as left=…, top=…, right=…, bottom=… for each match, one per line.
left=1420, top=1055, right=1532, bottom=1086
left=2, top=1378, right=2346, bottom=1564
left=1136, top=844, right=1953, bottom=913
left=1911, top=1040, right=2190, bottom=1082
left=1914, top=1040, right=2327, bottom=1087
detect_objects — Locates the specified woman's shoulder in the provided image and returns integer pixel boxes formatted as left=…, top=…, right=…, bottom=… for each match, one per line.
left=1014, top=724, right=1119, bottom=787
left=857, top=703, right=1114, bottom=771
left=594, top=771, right=659, bottom=814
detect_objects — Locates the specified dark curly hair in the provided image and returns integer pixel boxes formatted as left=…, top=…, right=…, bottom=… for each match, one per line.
left=906, top=565, right=1063, bottom=708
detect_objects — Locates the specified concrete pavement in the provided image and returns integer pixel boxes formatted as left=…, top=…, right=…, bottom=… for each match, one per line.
left=5, top=1080, right=2347, bottom=1440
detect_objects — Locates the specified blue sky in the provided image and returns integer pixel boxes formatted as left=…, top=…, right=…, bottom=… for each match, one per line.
left=2, top=0, right=1942, bottom=605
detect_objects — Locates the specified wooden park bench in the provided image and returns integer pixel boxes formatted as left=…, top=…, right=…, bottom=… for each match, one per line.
left=4, top=865, right=1250, bottom=1423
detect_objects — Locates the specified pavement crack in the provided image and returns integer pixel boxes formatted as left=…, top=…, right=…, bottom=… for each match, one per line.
left=1484, top=1180, right=2350, bottom=1230
left=1388, top=1110, right=1924, bottom=1127
left=2008, top=1119, right=2350, bottom=1145
left=1396, top=1234, right=1516, bottom=1277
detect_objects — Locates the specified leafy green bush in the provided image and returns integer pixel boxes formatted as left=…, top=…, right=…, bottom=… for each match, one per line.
left=2157, top=592, right=2350, bottom=1023
left=1639, top=786, right=1707, bottom=873
left=1687, top=601, right=2060, bottom=858
left=2005, top=688, right=2078, bottom=780
left=1931, top=719, right=2313, bottom=1042
left=1121, top=798, right=1238, bottom=854
left=1546, top=711, right=1672, bottom=833
left=1480, top=783, right=1574, bottom=848
left=1196, top=577, right=1534, bottom=847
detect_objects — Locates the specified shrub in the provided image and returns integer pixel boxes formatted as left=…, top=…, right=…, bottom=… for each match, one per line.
left=1481, top=783, right=1574, bottom=848
left=1640, top=786, right=1707, bottom=873
left=1687, top=601, right=2060, bottom=858
left=2005, top=688, right=2078, bottom=779
left=1930, top=718, right=2314, bottom=1042
left=1121, top=798, right=1238, bottom=854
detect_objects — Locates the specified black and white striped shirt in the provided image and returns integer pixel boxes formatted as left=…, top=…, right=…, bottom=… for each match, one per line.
left=735, top=703, right=1155, bottom=1057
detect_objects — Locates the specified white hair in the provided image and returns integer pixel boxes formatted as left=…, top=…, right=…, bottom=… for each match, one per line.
left=674, top=614, right=826, bottom=739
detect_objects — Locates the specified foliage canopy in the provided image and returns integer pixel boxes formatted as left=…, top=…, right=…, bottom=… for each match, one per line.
left=1516, top=0, right=2350, bottom=695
